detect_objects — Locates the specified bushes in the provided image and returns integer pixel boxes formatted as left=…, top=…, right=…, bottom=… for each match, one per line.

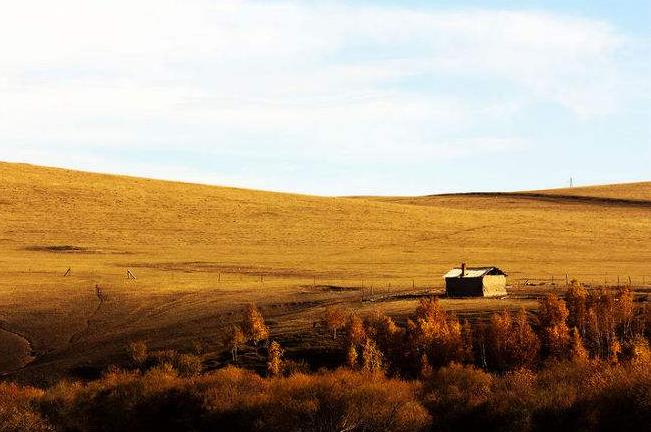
left=419, top=359, right=651, bottom=432
left=0, top=383, right=51, bottom=432
left=34, top=367, right=429, bottom=432
left=1, top=356, right=650, bottom=431
left=261, top=370, right=430, bottom=432
left=484, top=309, right=539, bottom=371
left=421, top=363, right=493, bottom=430
left=124, top=341, right=204, bottom=377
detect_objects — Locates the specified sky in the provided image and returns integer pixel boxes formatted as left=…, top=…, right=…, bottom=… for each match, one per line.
left=0, top=0, right=649, bottom=195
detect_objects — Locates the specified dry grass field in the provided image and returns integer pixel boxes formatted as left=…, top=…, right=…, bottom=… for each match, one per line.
left=1, top=162, right=649, bottom=384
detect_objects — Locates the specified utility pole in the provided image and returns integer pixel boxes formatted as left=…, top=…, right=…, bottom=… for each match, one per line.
left=569, top=176, right=574, bottom=188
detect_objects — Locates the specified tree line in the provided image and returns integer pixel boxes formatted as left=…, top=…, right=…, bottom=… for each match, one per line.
left=224, top=280, right=649, bottom=378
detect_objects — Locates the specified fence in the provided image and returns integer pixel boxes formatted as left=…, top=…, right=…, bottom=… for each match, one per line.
left=511, top=274, right=651, bottom=289
left=58, top=266, right=651, bottom=299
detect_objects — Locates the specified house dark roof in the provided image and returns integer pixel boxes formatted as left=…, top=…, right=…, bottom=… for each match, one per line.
left=443, top=267, right=506, bottom=278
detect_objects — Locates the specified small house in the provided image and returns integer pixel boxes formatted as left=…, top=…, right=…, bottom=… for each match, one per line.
left=444, top=263, right=507, bottom=297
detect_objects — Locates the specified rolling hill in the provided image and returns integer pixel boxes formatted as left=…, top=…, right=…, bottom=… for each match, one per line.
left=1, top=162, right=650, bottom=384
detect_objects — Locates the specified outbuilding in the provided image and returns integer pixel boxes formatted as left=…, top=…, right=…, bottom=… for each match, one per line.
left=444, top=263, right=507, bottom=297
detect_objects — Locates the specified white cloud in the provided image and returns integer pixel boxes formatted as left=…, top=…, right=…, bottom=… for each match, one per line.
left=0, top=0, right=645, bottom=190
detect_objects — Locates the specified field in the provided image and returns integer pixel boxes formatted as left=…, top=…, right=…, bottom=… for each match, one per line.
left=1, top=162, right=650, bottom=385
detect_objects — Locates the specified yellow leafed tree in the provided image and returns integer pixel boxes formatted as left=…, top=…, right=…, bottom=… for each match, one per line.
left=243, top=304, right=269, bottom=345
left=267, top=341, right=284, bottom=377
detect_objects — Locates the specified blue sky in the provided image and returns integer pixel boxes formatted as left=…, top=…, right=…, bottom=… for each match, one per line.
left=0, top=0, right=649, bottom=195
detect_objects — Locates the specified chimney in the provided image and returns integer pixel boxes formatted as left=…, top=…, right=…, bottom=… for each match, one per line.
left=461, top=262, right=466, bottom=277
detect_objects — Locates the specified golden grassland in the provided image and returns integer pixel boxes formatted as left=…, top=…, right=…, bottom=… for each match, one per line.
left=1, top=162, right=650, bottom=383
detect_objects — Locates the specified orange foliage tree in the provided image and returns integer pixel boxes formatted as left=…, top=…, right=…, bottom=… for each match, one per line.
left=569, top=327, right=589, bottom=363
left=538, top=294, right=570, bottom=359
left=242, top=303, right=269, bottom=346
left=227, top=325, right=247, bottom=362
left=407, top=298, right=463, bottom=369
left=322, top=306, right=346, bottom=340
left=345, top=313, right=367, bottom=348
left=267, top=341, right=284, bottom=377
left=364, top=309, right=403, bottom=373
left=486, top=309, right=539, bottom=371
left=361, top=339, right=384, bottom=375
left=566, top=280, right=588, bottom=336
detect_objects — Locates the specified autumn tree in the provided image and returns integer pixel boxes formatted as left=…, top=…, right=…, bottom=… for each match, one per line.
left=538, top=294, right=570, bottom=359
left=347, top=345, right=358, bottom=369
left=242, top=304, right=269, bottom=345
left=365, top=310, right=402, bottom=371
left=608, top=338, right=622, bottom=364
left=227, top=325, right=246, bottom=362
left=569, top=327, right=589, bottom=363
left=408, top=298, right=463, bottom=368
left=346, top=313, right=367, bottom=348
left=584, top=289, right=616, bottom=359
left=486, top=309, right=539, bottom=370
left=419, top=353, right=433, bottom=379
left=461, top=320, right=474, bottom=363
left=267, top=341, right=284, bottom=377
left=625, top=335, right=651, bottom=365
left=364, top=309, right=400, bottom=347
left=473, top=321, right=489, bottom=369
left=486, top=311, right=510, bottom=370
left=361, top=339, right=384, bottom=374
left=322, top=306, right=346, bottom=340
left=566, top=280, right=588, bottom=336
left=414, top=297, right=446, bottom=322
left=645, top=304, right=651, bottom=341
left=614, top=287, right=634, bottom=340
left=510, top=309, right=540, bottom=368
left=584, top=308, right=602, bottom=358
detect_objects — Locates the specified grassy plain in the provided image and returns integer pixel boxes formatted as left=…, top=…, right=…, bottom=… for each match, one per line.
left=0, top=162, right=649, bottom=384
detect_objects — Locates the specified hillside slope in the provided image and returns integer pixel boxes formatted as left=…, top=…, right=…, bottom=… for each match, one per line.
left=532, top=182, right=651, bottom=202
left=1, top=162, right=650, bottom=383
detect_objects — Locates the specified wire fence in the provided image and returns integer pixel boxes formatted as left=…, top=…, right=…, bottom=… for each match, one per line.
left=511, top=274, right=651, bottom=289
left=59, top=267, right=651, bottom=301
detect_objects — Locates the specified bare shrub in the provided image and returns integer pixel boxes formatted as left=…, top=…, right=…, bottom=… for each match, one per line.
left=226, top=325, right=246, bottom=363
left=174, top=353, right=203, bottom=377
left=127, top=340, right=148, bottom=367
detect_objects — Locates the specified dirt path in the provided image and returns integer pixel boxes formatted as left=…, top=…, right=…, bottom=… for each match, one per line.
left=68, top=285, right=107, bottom=345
